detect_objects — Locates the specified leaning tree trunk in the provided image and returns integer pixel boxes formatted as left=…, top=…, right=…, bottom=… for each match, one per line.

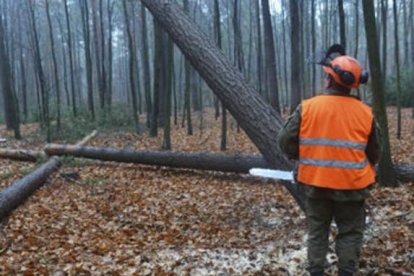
left=139, top=0, right=303, bottom=210
left=44, top=144, right=414, bottom=183
left=0, top=131, right=97, bottom=221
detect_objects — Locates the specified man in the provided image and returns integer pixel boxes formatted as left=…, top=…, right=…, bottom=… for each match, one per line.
left=277, top=45, right=382, bottom=275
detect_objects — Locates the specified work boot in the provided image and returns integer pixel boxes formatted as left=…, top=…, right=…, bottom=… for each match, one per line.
left=338, top=269, right=353, bottom=276
left=310, top=272, right=324, bottom=276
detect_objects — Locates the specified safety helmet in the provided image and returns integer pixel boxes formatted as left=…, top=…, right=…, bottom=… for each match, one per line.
left=323, top=55, right=368, bottom=89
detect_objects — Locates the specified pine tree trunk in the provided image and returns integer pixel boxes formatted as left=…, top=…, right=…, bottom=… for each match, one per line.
left=122, top=0, right=140, bottom=134
left=261, top=0, right=280, bottom=113
left=45, top=0, right=62, bottom=130
left=362, top=0, right=398, bottom=187
left=289, top=0, right=301, bottom=113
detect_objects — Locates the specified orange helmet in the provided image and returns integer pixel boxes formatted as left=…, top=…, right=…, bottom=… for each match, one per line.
left=323, top=56, right=366, bottom=89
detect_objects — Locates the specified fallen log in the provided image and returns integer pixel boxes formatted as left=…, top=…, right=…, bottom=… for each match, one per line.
left=0, top=131, right=98, bottom=162
left=44, top=144, right=271, bottom=173
left=0, top=149, right=45, bottom=162
left=44, top=144, right=414, bottom=183
left=0, top=157, right=60, bottom=219
left=0, top=131, right=97, bottom=221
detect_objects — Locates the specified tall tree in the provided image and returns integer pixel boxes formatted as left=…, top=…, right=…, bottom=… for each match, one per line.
left=28, top=1, right=50, bottom=141
left=338, top=0, right=346, bottom=49
left=255, top=0, right=263, bottom=97
left=162, top=37, right=173, bottom=150
left=64, top=0, right=77, bottom=117
left=122, top=0, right=140, bottom=134
left=183, top=0, right=193, bottom=135
left=213, top=0, right=227, bottom=151
left=45, top=0, right=61, bottom=130
left=393, top=0, right=402, bottom=139
left=0, top=6, right=20, bottom=139
left=262, top=0, right=280, bottom=113
left=362, top=0, right=398, bottom=187
left=150, top=20, right=162, bottom=137
left=290, top=0, right=301, bottom=113
left=141, top=5, right=152, bottom=129
left=381, top=0, right=388, bottom=76
left=79, top=0, right=95, bottom=120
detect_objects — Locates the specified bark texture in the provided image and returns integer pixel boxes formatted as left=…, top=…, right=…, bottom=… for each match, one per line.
left=44, top=144, right=414, bottom=183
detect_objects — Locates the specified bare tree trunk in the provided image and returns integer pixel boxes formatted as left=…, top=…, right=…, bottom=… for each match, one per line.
left=80, top=0, right=95, bottom=120
left=290, top=0, right=301, bottom=113
left=141, top=5, right=152, bottom=129
left=0, top=7, right=20, bottom=139
left=213, top=0, right=227, bottom=151
left=64, top=0, right=77, bottom=117
left=45, top=0, right=61, bottom=130
left=362, top=0, right=398, bottom=187
left=261, top=0, right=280, bottom=113
left=122, top=0, right=140, bottom=134
left=183, top=0, right=193, bottom=136
left=381, top=0, right=388, bottom=77
left=338, top=0, right=346, bottom=49
left=28, top=1, right=50, bottom=141
left=393, top=0, right=402, bottom=139
left=255, top=0, right=263, bottom=98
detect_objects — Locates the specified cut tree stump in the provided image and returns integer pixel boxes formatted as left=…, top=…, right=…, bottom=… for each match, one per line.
left=0, top=130, right=98, bottom=221
left=44, top=144, right=414, bottom=183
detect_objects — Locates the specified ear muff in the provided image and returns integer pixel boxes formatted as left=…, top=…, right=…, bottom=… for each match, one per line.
left=360, top=70, right=369, bottom=84
left=333, top=65, right=355, bottom=85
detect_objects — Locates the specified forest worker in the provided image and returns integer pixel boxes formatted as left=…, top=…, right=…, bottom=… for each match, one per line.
left=277, top=44, right=382, bottom=276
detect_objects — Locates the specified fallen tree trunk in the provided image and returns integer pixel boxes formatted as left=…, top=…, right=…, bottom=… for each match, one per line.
left=0, top=131, right=98, bottom=221
left=0, top=157, right=60, bottom=219
left=0, top=149, right=45, bottom=162
left=45, top=144, right=271, bottom=173
left=0, top=131, right=97, bottom=162
left=45, top=144, right=414, bottom=183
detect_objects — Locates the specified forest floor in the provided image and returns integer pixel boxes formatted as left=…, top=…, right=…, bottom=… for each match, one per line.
left=0, top=108, right=413, bottom=275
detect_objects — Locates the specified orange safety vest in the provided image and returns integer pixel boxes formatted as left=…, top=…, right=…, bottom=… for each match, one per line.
left=297, top=95, right=376, bottom=190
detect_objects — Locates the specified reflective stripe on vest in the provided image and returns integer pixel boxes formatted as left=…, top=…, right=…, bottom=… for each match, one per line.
left=297, top=95, right=376, bottom=190
left=299, top=138, right=367, bottom=150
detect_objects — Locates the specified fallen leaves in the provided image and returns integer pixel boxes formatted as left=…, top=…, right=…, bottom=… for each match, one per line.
left=0, top=108, right=413, bottom=274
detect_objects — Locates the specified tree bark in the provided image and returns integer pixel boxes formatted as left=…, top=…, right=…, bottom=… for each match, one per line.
left=123, top=0, right=141, bottom=134
left=0, top=157, right=61, bottom=221
left=141, top=5, right=152, bottom=129
left=0, top=6, right=20, bottom=139
left=362, top=0, right=398, bottom=187
left=338, top=0, right=346, bottom=50
left=64, top=0, right=77, bottom=117
left=289, top=0, right=301, bottom=113
left=0, top=149, right=45, bottom=162
left=131, top=0, right=304, bottom=209
left=393, top=0, right=402, bottom=139
left=44, top=144, right=414, bottom=183
left=261, top=0, right=280, bottom=113
left=45, top=0, right=62, bottom=130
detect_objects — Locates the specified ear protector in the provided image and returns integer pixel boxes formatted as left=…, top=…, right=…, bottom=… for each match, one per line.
left=329, top=63, right=369, bottom=86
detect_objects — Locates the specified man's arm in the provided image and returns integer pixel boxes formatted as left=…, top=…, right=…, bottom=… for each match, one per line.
left=366, top=119, right=382, bottom=165
left=276, top=105, right=301, bottom=160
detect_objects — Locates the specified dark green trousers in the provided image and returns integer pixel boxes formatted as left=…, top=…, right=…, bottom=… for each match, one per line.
left=305, top=196, right=366, bottom=273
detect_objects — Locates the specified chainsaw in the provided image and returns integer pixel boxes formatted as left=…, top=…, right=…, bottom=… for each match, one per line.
left=249, top=168, right=295, bottom=183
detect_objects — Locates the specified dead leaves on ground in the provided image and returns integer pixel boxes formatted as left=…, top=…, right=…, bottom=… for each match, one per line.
left=0, top=108, right=413, bottom=275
